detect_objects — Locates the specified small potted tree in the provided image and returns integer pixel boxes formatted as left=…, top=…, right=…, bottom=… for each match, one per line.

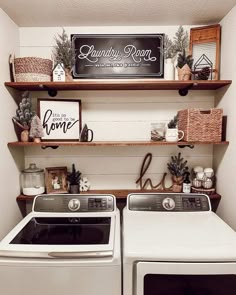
left=29, top=115, right=44, bottom=142
left=176, top=49, right=194, bottom=80
left=167, top=153, right=188, bottom=192
left=67, top=164, right=81, bottom=194
left=52, top=28, right=75, bottom=81
left=12, top=91, right=35, bottom=142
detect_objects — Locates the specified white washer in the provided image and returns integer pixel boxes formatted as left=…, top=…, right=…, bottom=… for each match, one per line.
left=123, top=193, right=236, bottom=295
left=0, top=194, right=121, bottom=295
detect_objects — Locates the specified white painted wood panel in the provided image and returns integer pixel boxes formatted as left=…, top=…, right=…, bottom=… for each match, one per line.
left=20, top=26, right=215, bottom=191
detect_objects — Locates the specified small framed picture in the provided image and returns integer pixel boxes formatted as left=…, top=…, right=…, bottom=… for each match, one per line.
left=38, top=99, right=82, bottom=141
left=45, top=166, right=68, bottom=194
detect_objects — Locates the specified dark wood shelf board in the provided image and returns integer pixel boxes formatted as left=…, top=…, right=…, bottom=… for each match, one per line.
left=5, top=80, right=232, bottom=91
left=8, top=140, right=229, bottom=147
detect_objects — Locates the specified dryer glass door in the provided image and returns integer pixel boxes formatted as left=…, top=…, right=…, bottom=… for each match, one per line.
left=136, top=262, right=236, bottom=295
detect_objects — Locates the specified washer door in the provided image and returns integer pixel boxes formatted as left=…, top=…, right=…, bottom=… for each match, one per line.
left=0, top=212, right=116, bottom=258
left=10, top=216, right=111, bottom=245
left=136, top=262, right=236, bottom=295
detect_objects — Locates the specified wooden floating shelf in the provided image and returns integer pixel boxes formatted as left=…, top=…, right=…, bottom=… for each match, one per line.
left=17, top=190, right=221, bottom=201
left=8, top=140, right=229, bottom=147
left=5, top=79, right=232, bottom=91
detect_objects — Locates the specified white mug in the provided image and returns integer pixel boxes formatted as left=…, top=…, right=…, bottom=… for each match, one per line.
left=165, top=128, right=184, bottom=142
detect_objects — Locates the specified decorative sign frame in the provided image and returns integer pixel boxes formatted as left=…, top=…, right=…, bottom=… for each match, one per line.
left=37, top=99, right=82, bottom=141
left=45, top=166, right=68, bottom=194
left=71, top=34, right=164, bottom=79
left=189, top=24, right=220, bottom=80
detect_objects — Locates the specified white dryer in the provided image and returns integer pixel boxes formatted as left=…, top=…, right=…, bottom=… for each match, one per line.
left=0, top=194, right=121, bottom=295
left=123, top=193, right=236, bottom=295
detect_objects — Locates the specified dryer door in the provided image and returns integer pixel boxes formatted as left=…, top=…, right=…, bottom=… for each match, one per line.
left=136, top=261, right=236, bottom=295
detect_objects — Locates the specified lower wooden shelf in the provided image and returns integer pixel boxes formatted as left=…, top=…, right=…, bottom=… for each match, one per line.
left=17, top=189, right=221, bottom=216
left=8, top=141, right=229, bottom=147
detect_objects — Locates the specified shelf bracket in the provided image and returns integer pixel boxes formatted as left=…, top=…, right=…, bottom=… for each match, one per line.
left=41, top=146, right=59, bottom=150
left=178, top=144, right=195, bottom=149
left=178, top=83, right=194, bottom=96
left=39, top=84, right=58, bottom=97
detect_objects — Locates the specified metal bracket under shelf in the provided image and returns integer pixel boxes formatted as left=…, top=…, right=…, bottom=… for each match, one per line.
left=178, top=82, right=201, bottom=96
left=178, top=144, right=195, bottom=149
left=39, top=84, right=58, bottom=97
left=41, top=145, right=59, bottom=150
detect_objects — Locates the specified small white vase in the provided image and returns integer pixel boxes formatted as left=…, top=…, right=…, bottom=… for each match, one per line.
left=164, top=58, right=174, bottom=80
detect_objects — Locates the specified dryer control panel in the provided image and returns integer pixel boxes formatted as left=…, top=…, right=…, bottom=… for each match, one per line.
left=128, top=193, right=210, bottom=212
left=33, top=194, right=115, bottom=212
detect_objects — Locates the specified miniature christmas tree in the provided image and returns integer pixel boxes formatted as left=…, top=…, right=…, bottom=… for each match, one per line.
left=13, top=91, right=35, bottom=130
left=52, top=28, right=75, bottom=73
left=164, top=35, right=175, bottom=59
left=173, top=26, right=189, bottom=54
left=29, top=115, right=44, bottom=142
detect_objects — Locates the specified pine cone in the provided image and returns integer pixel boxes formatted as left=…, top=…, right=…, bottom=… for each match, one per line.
left=197, top=67, right=210, bottom=80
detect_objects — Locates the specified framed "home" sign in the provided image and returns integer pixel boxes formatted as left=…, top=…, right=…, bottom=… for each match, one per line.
left=38, top=99, right=82, bottom=141
left=71, top=34, right=164, bottom=79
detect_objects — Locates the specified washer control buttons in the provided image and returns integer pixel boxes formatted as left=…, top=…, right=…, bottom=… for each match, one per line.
left=162, top=197, right=176, bottom=211
left=68, top=198, right=80, bottom=211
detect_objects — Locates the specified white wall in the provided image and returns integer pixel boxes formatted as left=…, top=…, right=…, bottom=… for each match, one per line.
left=19, top=26, right=214, bottom=194
left=0, top=9, right=23, bottom=239
left=214, top=6, right=236, bottom=229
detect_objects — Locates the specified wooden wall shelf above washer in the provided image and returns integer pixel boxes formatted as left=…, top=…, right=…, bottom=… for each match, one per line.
left=7, top=140, right=229, bottom=147
left=4, top=79, right=232, bottom=91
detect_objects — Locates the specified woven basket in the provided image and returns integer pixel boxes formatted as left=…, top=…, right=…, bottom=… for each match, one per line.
left=14, top=57, right=52, bottom=82
left=191, top=187, right=216, bottom=195
left=177, top=108, right=223, bottom=142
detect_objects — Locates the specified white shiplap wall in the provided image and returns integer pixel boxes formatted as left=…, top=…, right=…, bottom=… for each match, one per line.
left=20, top=26, right=215, bottom=191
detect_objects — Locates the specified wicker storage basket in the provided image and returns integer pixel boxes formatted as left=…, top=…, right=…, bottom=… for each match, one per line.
left=177, top=108, right=223, bottom=142
left=191, top=187, right=216, bottom=195
left=14, top=57, right=52, bottom=82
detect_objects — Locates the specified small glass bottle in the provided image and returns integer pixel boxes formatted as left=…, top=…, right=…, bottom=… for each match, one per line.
left=183, top=170, right=191, bottom=193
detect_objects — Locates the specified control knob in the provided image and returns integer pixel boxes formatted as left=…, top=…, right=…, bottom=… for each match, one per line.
left=162, top=197, right=175, bottom=211
left=68, top=198, right=80, bottom=211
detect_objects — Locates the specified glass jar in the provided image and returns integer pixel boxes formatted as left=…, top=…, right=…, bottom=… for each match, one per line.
left=21, top=163, right=45, bottom=196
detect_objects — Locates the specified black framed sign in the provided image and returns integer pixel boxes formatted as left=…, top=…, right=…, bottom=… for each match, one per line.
left=71, top=34, right=164, bottom=79
left=37, top=99, right=82, bottom=141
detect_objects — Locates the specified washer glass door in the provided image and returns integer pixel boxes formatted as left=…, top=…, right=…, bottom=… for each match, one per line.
left=9, top=217, right=111, bottom=245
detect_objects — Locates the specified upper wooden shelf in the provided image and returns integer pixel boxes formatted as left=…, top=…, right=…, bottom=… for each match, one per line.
left=8, top=140, right=229, bottom=147
left=4, top=79, right=232, bottom=92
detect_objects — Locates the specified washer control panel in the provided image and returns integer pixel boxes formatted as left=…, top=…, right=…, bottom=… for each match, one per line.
left=128, top=193, right=210, bottom=212
left=34, top=194, right=115, bottom=212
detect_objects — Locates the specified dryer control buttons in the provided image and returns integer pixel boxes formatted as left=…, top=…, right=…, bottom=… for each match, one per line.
left=162, top=197, right=175, bottom=211
left=68, top=198, right=80, bottom=211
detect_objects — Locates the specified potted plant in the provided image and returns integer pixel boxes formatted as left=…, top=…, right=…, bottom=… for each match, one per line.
left=12, top=91, right=35, bottom=142
left=167, top=115, right=178, bottom=129
left=176, top=49, right=194, bottom=80
left=165, top=115, right=184, bottom=142
left=163, top=35, right=176, bottom=80
left=67, top=164, right=81, bottom=194
left=167, top=153, right=188, bottom=192
left=52, top=28, right=75, bottom=81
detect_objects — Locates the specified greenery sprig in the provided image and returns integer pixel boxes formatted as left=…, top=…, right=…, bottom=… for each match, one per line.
left=52, top=28, right=75, bottom=71
left=13, top=91, right=35, bottom=129
left=67, top=164, right=81, bottom=186
left=167, top=153, right=188, bottom=177
left=177, top=49, right=194, bottom=69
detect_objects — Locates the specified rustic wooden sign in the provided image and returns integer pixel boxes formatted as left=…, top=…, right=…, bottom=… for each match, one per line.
left=71, top=34, right=164, bottom=78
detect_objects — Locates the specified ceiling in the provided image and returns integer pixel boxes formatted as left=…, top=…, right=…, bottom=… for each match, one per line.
left=1, top=0, right=236, bottom=27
